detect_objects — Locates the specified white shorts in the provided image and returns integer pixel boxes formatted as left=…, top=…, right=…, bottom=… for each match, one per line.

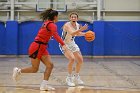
left=60, top=41, right=80, bottom=54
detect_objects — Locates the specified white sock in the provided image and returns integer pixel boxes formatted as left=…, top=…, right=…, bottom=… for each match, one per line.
left=42, top=80, right=48, bottom=85
left=18, top=69, right=21, bottom=73
left=67, top=73, right=73, bottom=77
left=75, top=73, right=80, bottom=78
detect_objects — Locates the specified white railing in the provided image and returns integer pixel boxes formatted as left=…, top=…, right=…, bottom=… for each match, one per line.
left=0, top=0, right=98, bottom=20
left=0, top=0, right=140, bottom=21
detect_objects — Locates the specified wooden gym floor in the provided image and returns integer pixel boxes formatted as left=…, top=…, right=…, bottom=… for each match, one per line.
left=0, top=56, right=140, bottom=93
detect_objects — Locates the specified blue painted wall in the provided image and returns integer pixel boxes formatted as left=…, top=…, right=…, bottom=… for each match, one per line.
left=0, top=21, right=140, bottom=56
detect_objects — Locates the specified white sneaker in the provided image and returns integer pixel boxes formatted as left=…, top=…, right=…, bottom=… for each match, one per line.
left=66, top=76, right=75, bottom=87
left=40, top=84, right=55, bottom=91
left=75, top=76, right=84, bottom=85
left=12, top=67, right=21, bottom=81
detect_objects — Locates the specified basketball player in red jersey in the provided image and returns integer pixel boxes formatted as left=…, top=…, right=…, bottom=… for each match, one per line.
left=12, top=8, right=68, bottom=91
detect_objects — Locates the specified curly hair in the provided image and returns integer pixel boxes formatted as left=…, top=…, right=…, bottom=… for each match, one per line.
left=39, top=8, right=58, bottom=21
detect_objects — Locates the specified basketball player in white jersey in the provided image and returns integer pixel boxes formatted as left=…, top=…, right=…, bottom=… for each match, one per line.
left=60, top=12, right=88, bottom=86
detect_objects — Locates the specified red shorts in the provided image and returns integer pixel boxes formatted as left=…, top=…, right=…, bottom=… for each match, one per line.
left=28, top=42, right=49, bottom=59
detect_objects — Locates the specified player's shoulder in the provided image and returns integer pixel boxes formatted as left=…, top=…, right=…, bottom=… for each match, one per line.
left=44, top=21, right=55, bottom=25
left=63, top=22, right=71, bottom=27
left=48, top=21, right=56, bottom=27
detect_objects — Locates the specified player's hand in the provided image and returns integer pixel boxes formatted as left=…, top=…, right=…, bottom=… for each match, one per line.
left=80, top=24, right=88, bottom=31
left=62, top=45, right=68, bottom=51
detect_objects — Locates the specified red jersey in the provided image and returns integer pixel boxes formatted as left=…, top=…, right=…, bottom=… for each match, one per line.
left=35, top=20, right=65, bottom=46
left=28, top=20, right=65, bottom=59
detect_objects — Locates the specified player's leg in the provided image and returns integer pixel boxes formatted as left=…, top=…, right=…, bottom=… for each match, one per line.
left=21, top=58, right=40, bottom=73
left=73, top=51, right=83, bottom=74
left=64, top=50, right=75, bottom=87
left=13, top=58, right=40, bottom=81
left=73, top=51, right=84, bottom=85
left=13, top=42, right=41, bottom=81
left=40, top=55, right=55, bottom=91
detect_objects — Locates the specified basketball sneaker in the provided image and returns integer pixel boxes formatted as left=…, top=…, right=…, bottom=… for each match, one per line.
left=75, top=75, right=84, bottom=85
left=40, top=84, right=55, bottom=91
left=66, top=76, right=75, bottom=87
left=12, top=67, right=21, bottom=81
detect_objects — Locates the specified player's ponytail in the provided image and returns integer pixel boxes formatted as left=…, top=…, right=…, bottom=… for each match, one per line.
left=40, top=8, right=58, bottom=21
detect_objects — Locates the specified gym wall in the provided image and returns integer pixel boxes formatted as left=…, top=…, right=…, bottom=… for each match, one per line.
left=0, top=21, right=140, bottom=56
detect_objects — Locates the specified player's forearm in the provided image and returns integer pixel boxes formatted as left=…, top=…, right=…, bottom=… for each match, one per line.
left=53, top=33, right=65, bottom=46
left=71, top=29, right=83, bottom=36
left=76, top=32, right=85, bottom=36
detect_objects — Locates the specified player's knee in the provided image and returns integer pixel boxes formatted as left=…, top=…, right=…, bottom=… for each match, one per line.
left=47, top=62, right=54, bottom=69
left=79, top=55, right=83, bottom=62
left=69, top=57, right=75, bottom=63
left=78, top=61, right=83, bottom=64
left=50, top=63, right=54, bottom=69
left=77, top=58, right=83, bottom=64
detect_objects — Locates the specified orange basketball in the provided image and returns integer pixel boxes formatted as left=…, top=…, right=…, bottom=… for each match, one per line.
left=85, top=30, right=95, bottom=42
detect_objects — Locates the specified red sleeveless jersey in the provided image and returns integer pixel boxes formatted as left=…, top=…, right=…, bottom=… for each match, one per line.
left=35, top=20, right=64, bottom=46
left=28, top=20, right=65, bottom=59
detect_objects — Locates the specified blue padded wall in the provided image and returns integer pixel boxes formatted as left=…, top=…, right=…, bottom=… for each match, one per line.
left=18, top=21, right=42, bottom=54
left=104, top=21, right=140, bottom=56
left=0, top=21, right=140, bottom=56
left=93, top=21, right=105, bottom=56
left=5, top=21, right=18, bottom=54
left=0, top=22, right=5, bottom=54
left=93, top=21, right=140, bottom=56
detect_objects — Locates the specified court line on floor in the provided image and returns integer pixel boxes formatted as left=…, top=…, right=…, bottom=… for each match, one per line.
left=95, top=61, right=139, bottom=89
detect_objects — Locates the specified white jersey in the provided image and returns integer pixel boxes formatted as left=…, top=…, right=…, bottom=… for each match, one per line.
left=61, top=22, right=80, bottom=44
left=60, top=22, right=80, bottom=53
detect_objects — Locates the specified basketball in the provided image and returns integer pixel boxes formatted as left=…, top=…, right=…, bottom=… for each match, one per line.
left=85, top=30, right=95, bottom=42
